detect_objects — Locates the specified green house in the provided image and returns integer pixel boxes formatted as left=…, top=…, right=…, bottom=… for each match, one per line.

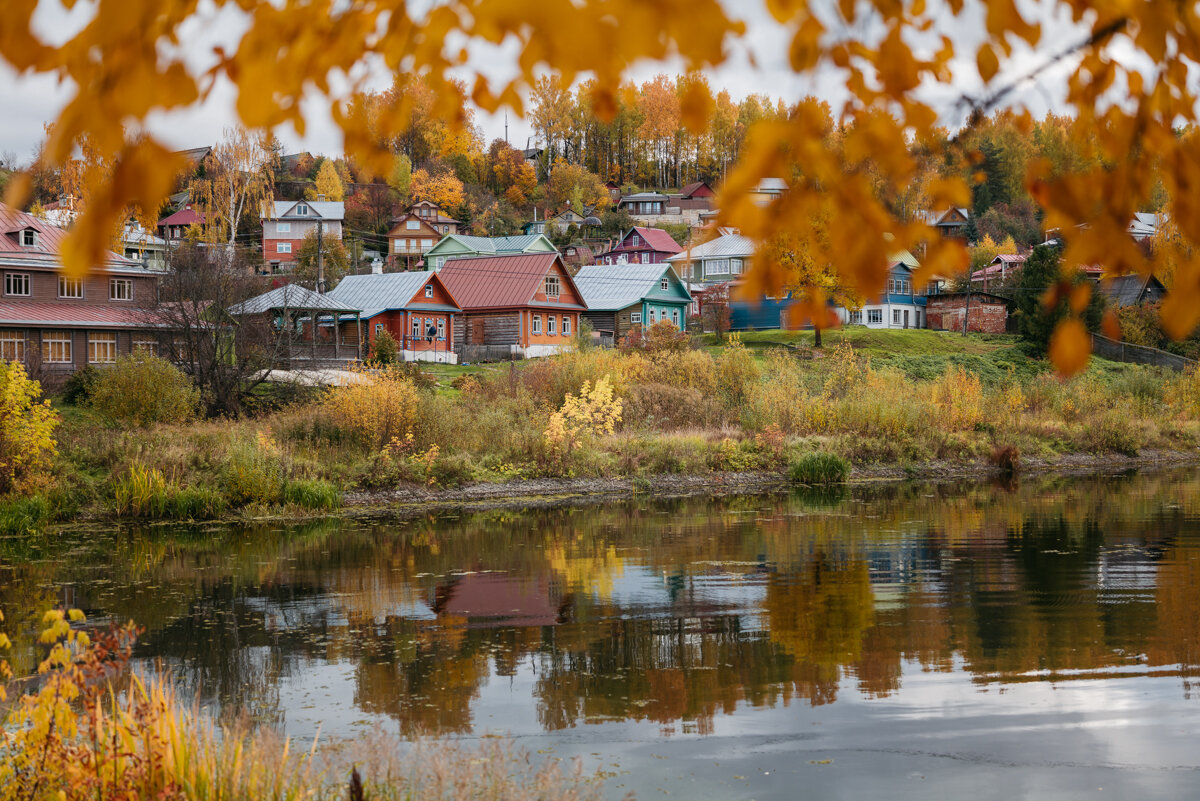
left=424, top=233, right=556, bottom=271
left=574, top=263, right=693, bottom=342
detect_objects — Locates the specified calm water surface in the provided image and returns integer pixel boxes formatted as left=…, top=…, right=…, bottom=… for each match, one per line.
left=5, top=470, right=1200, bottom=799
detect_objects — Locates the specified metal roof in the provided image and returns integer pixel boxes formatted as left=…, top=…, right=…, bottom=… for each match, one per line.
left=265, top=201, right=346, bottom=221
left=228, top=284, right=360, bottom=316
left=438, top=233, right=550, bottom=254
left=439, top=253, right=580, bottom=310
left=573, top=264, right=690, bottom=311
left=325, top=271, right=451, bottom=318
left=1103, top=274, right=1165, bottom=306
left=0, top=302, right=173, bottom=329
left=0, top=202, right=140, bottom=269
left=666, top=232, right=756, bottom=262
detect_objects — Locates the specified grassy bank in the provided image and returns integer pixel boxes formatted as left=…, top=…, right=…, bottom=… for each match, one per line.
left=6, top=329, right=1199, bottom=531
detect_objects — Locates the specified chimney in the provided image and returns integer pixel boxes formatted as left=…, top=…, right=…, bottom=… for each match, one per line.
left=318, top=194, right=326, bottom=202
left=371, top=257, right=384, bottom=275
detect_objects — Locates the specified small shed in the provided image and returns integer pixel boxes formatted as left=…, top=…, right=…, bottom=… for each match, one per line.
left=574, top=263, right=692, bottom=341
left=1102, top=274, right=1166, bottom=307
left=228, top=283, right=363, bottom=363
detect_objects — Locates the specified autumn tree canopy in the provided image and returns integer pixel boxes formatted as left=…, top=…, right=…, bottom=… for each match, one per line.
left=5, top=0, right=1200, bottom=372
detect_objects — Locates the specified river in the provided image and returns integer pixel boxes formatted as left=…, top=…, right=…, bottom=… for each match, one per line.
left=3, top=468, right=1200, bottom=799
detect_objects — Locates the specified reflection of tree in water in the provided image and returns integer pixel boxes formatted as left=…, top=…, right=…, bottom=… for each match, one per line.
left=5, top=470, right=1200, bottom=736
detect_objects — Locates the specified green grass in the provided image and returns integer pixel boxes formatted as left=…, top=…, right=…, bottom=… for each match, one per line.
left=788, top=452, right=851, bottom=485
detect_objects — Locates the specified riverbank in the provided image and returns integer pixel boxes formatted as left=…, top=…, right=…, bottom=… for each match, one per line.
left=5, top=329, right=1199, bottom=533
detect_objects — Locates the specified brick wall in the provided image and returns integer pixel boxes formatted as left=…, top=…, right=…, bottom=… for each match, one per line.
left=926, top=294, right=1008, bottom=334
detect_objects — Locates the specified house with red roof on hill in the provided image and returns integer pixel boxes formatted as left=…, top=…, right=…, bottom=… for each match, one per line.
left=595, top=227, right=682, bottom=266
left=0, top=202, right=172, bottom=376
left=437, top=252, right=586, bottom=360
left=157, top=203, right=206, bottom=243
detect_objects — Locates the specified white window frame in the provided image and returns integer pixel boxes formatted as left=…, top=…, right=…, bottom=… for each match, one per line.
left=545, top=275, right=561, bottom=298
left=406, top=220, right=420, bottom=230
left=548, top=315, right=557, bottom=335
left=630, top=312, right=642, bottom=324
left=277, top=242, right=292, bottom=254
left=707, top=259, right=730, bottom=276
left=731, top=258, right=744, bottom=274
left=43, top=330, right=72, bottom=363
left=277, top=222, right=291, bottom=233
left=420, top=238, right=432, bottom=250
left=424, top=284, right=434, bottom=298
left=109, top=278, right=133, bottom=302
left=411, top=318, right=420, bottom=339
left=20, top=229, right=36, bottom=247
left=437, top=319, right=446, bottom=340
left=893, top=309, right=902, bottom=325
left=849, top=310, right=863, bottom=324
left=867, top=309, right=882, bottom=325
left=88, top=332, right=117, bottom=364
left=660, top=277, right=669, bottom=291
left=672, top=309, right=679, bottom=327
left=4, top=273, right=29, bottom=297
left=532, top=314, right=542, bottom=335
left=58, top=276, right=83, bottom=299
left=295, top=205, right=309, bottom=216
left=132, top=339, right=157, bottom=356
left=0, top=330, right=24, bottom=362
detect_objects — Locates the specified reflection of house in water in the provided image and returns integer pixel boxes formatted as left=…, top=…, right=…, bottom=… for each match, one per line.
left=432, top=573, right=570, bottom=627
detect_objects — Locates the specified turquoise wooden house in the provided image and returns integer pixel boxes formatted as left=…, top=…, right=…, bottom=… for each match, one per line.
left=423, top=233, right=556, bottom=271
left=574, top=264, right=693, bottom=341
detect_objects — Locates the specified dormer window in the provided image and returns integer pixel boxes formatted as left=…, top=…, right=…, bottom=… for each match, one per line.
left=424, top=284, right=434, bottom=298
left=20, top=229, right=37, bottom=247
left=660, top=277, right=669, bottom=291
left=295, top=204, right=309, bottom=216
left=630, top=234, right=641, bottom=247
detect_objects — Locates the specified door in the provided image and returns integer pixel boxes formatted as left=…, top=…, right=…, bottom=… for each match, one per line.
left=903, top=309, right=910, bottom=329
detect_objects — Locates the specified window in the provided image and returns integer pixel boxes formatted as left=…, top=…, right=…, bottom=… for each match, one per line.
left=707, top=259, right=730, bottom=275
left=548, top=315, right=557, bottom=335
left=425, top=318, right=436, bottom=339
left=21, top=229, right=37, bottom=247
left=420, top=238, right=432, bottom=250
left=431, top=256, right=444, bottom=270
left=58, top=276, right=83, bottom=299
left=630, top=312, right=642, bottom=324
left=411, top=318, right=420, bottom=339
left=440, top=225, right=448, bottom=233
left=424, top=284, right=434, bottom=298
left=43, top=330, right=72, bottom=363
left=849, top=310, right=863, bottom=324
left=867, top=309, right=882, bottom=325
left=88, top=332, right=117, bottom=364
left=132, top=339, right=157, bottom=356
left=406, top=220, right=420, bottom=230
left=109, top=278, right=133, bottom=301
left=660, top=277, right=669, bottom=291
left=277, top=222, right=291, bottom=233
left=893, top=309, right=902, bottom=325
left=376, top=323, right=385, bottom=336
left=277, top=243, right=292, bottom=254
left=5, top=273, right=29, bottom=297
left=295, top=204, right=309, bottom=215
left=672, top=309, right=680, bottom=327
left=532, top=315, right=542, bottom=335
left=649, top=308, right=657, bottom=323
left=437, top=319, right=446, bottom=340
left=545, top=275, right=560, bottom=297
left=0, top=331, right=24, bottom=362
left=562, top=316, right=571, bottom=336
left=630, top=234, right=641, bottom=246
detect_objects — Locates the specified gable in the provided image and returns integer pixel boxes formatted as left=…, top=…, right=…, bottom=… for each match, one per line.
left=645, top=269, right=692, bottom=303
left=388, top=215, right=441, bottom=238
left=406, top=274, right=459, bottom=308
left=532, top=258, right=584, bottom=306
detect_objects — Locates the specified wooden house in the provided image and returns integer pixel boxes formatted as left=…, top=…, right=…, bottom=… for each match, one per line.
left=408, top=201, right=461, bottom=235
left=423, top=233, right=556, bottom=271
left=575, top=264, right=692, bottom=341
left=671, top=181, right=715, bottom=211
left=618, top=192, right=668, bottom=216
left=386, top=212, right=444, bottom=268
left=918, top=208, right=971, bottom=239
left=835, top=253, right=930, bottom=330
left=325, top=271, right=461, bottom=363
left=1102, top=274, right=1167, bottom=307
left=595, top=227, right=682, bottom=266
left=438, top=253, right=586, bottom=360
left=665, top=229, right=754, bottom=284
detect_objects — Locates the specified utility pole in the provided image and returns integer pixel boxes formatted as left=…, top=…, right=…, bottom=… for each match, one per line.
left=316, top=220, right=324, bottom=293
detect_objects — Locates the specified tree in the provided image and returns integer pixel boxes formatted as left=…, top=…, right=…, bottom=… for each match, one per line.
left=307, top=159, right=346, bottom=201
left=12, top=0, right=1200, bottom=373
left=294, top=229, right=351, bottom=291
left=345, top=184, right=395, bottom=235
left=190, top=127, right=276, bottom=247
left=1013, top=244, right=1103, bottom=361
left=388, top=154, right=412, bottom=203
left=545, top=161, right=609, bottom=213
left=410, top=169, right=465, bottom=212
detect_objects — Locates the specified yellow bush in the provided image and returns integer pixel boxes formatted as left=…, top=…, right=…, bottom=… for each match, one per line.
left=1165, top=366, right=1200, bottom=418
left=325, top=366, right=421, bottom=449
left=87, top=353, right=199, bottom=427
left=0, top=361, right=59, bottom=495
left=545, top=376, right=623, bottom=450
left=649, top=349, right=717, bottom=393
left=931, top=365, right=984, bottom=430
left=715, top=335, right=761, bottom=409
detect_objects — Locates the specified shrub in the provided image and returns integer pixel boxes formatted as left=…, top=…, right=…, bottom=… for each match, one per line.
left=544, top=377, right=623, bottom=450
left=88, top=354, right=199, bottom=427
left=714, top=335, right=761, bottom=409
left=61, top=364, right=100, bottom=405
left=788, top=452, right=851, bottom=485
left=166, top=486, right=227, bottom=519
left=0, top=361, right=59, bottom=495
left=112, top=463, right=171, bottom=517
left=0, top=493, right=52, bottom=534
left=620, top=319, right=689, bottom=354
left=283, top=478, right=340, bottom=510
left=324, top=367, right=420, bottom=449
left=931, top=365, right=984, bottom=430
left=371, top=328, right=398, bottom=365
left=222, top=433, right=286, bottom=506
left=625, top=383, right=717, bottom=430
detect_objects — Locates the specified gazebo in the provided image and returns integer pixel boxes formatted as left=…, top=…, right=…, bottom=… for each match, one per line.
left=228, top=284, right=364, bottom=363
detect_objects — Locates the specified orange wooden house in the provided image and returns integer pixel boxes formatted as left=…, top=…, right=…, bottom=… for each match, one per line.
left=325, top=270, right=461, bottom=363
left=437, top=253, right=586, bottom=360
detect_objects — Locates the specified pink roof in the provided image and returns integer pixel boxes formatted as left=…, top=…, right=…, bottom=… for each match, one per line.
left=993, top=253, right=1026, bottom=264
left=158, top=206, right=205, bottom=227
left=435, top=574, right=559, bottom=627
left=631, top=227, right=681, bottom=254
left=438, top=253, right=585, bottom=311
left=0, top=302, right=169, bottom=328
left=0, top=203, right=135, bottom=268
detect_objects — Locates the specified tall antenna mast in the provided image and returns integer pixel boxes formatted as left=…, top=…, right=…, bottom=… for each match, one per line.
left=505, top=111, right=509, bottom=144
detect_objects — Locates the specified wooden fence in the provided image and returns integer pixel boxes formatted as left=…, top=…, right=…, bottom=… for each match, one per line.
left=1092, top=334, right=1196, bottom=372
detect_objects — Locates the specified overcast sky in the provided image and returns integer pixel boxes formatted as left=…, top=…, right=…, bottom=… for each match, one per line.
left=0, top=0, right=1108, bottom=165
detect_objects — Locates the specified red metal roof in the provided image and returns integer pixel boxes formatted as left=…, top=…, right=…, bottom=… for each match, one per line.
left=0, top=203, right=135, bottom=268
left=630, top=226, right=682, bottom=254
left=679, top=181, right=714, bottom=198
left=158, top=206, right=205, bottom=227
left=0, top=302, right=169, bottom=329
left=438, top=253, right=584, bottom=310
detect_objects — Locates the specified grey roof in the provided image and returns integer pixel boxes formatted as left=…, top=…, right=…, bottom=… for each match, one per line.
left=228, top=284, right=360, bottom=316
left=573, top=264, right=690, bottom=310
left=755, top=178, right=788, bottom=193
left=916, top=208, right=971, bottom=225
left=621, top=192, right=668, bottom=201
left=442, top=233, right=548, bottom=254
left=1103, top=274, right=1165, bottom=306
left=325, top=271, right=441, bottom=319
left=1128, top=212, right=1162, bottom=238
left=665, top=232, right=756, bottom=262
left=265, top=200, right=346, bottom=221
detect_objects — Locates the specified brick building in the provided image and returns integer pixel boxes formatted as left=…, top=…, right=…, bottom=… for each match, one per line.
left=925, top=291, right=1009, bottom=334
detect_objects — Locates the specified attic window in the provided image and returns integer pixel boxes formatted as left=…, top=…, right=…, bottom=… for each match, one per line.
left=660, top=278, right=669, bottom=291
left=407, top=220, right=420, bottom=230
left=424, top=284, right=433, bottom=298
left=630, top=234, right=641, bottom=247
left=20, top=229, right=37, bottom=247
left=545, top=275, right=560, bottom=298
left=295, top=205, right=309, bottom=216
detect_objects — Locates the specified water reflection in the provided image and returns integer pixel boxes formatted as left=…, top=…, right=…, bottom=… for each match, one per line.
left=3, top=470, right=1200, bottom=738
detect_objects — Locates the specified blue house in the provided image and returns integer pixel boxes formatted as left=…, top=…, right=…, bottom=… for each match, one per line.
left=574, top=263, right=693, bottom=341
left=836, top=255, right=929, bottom=329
